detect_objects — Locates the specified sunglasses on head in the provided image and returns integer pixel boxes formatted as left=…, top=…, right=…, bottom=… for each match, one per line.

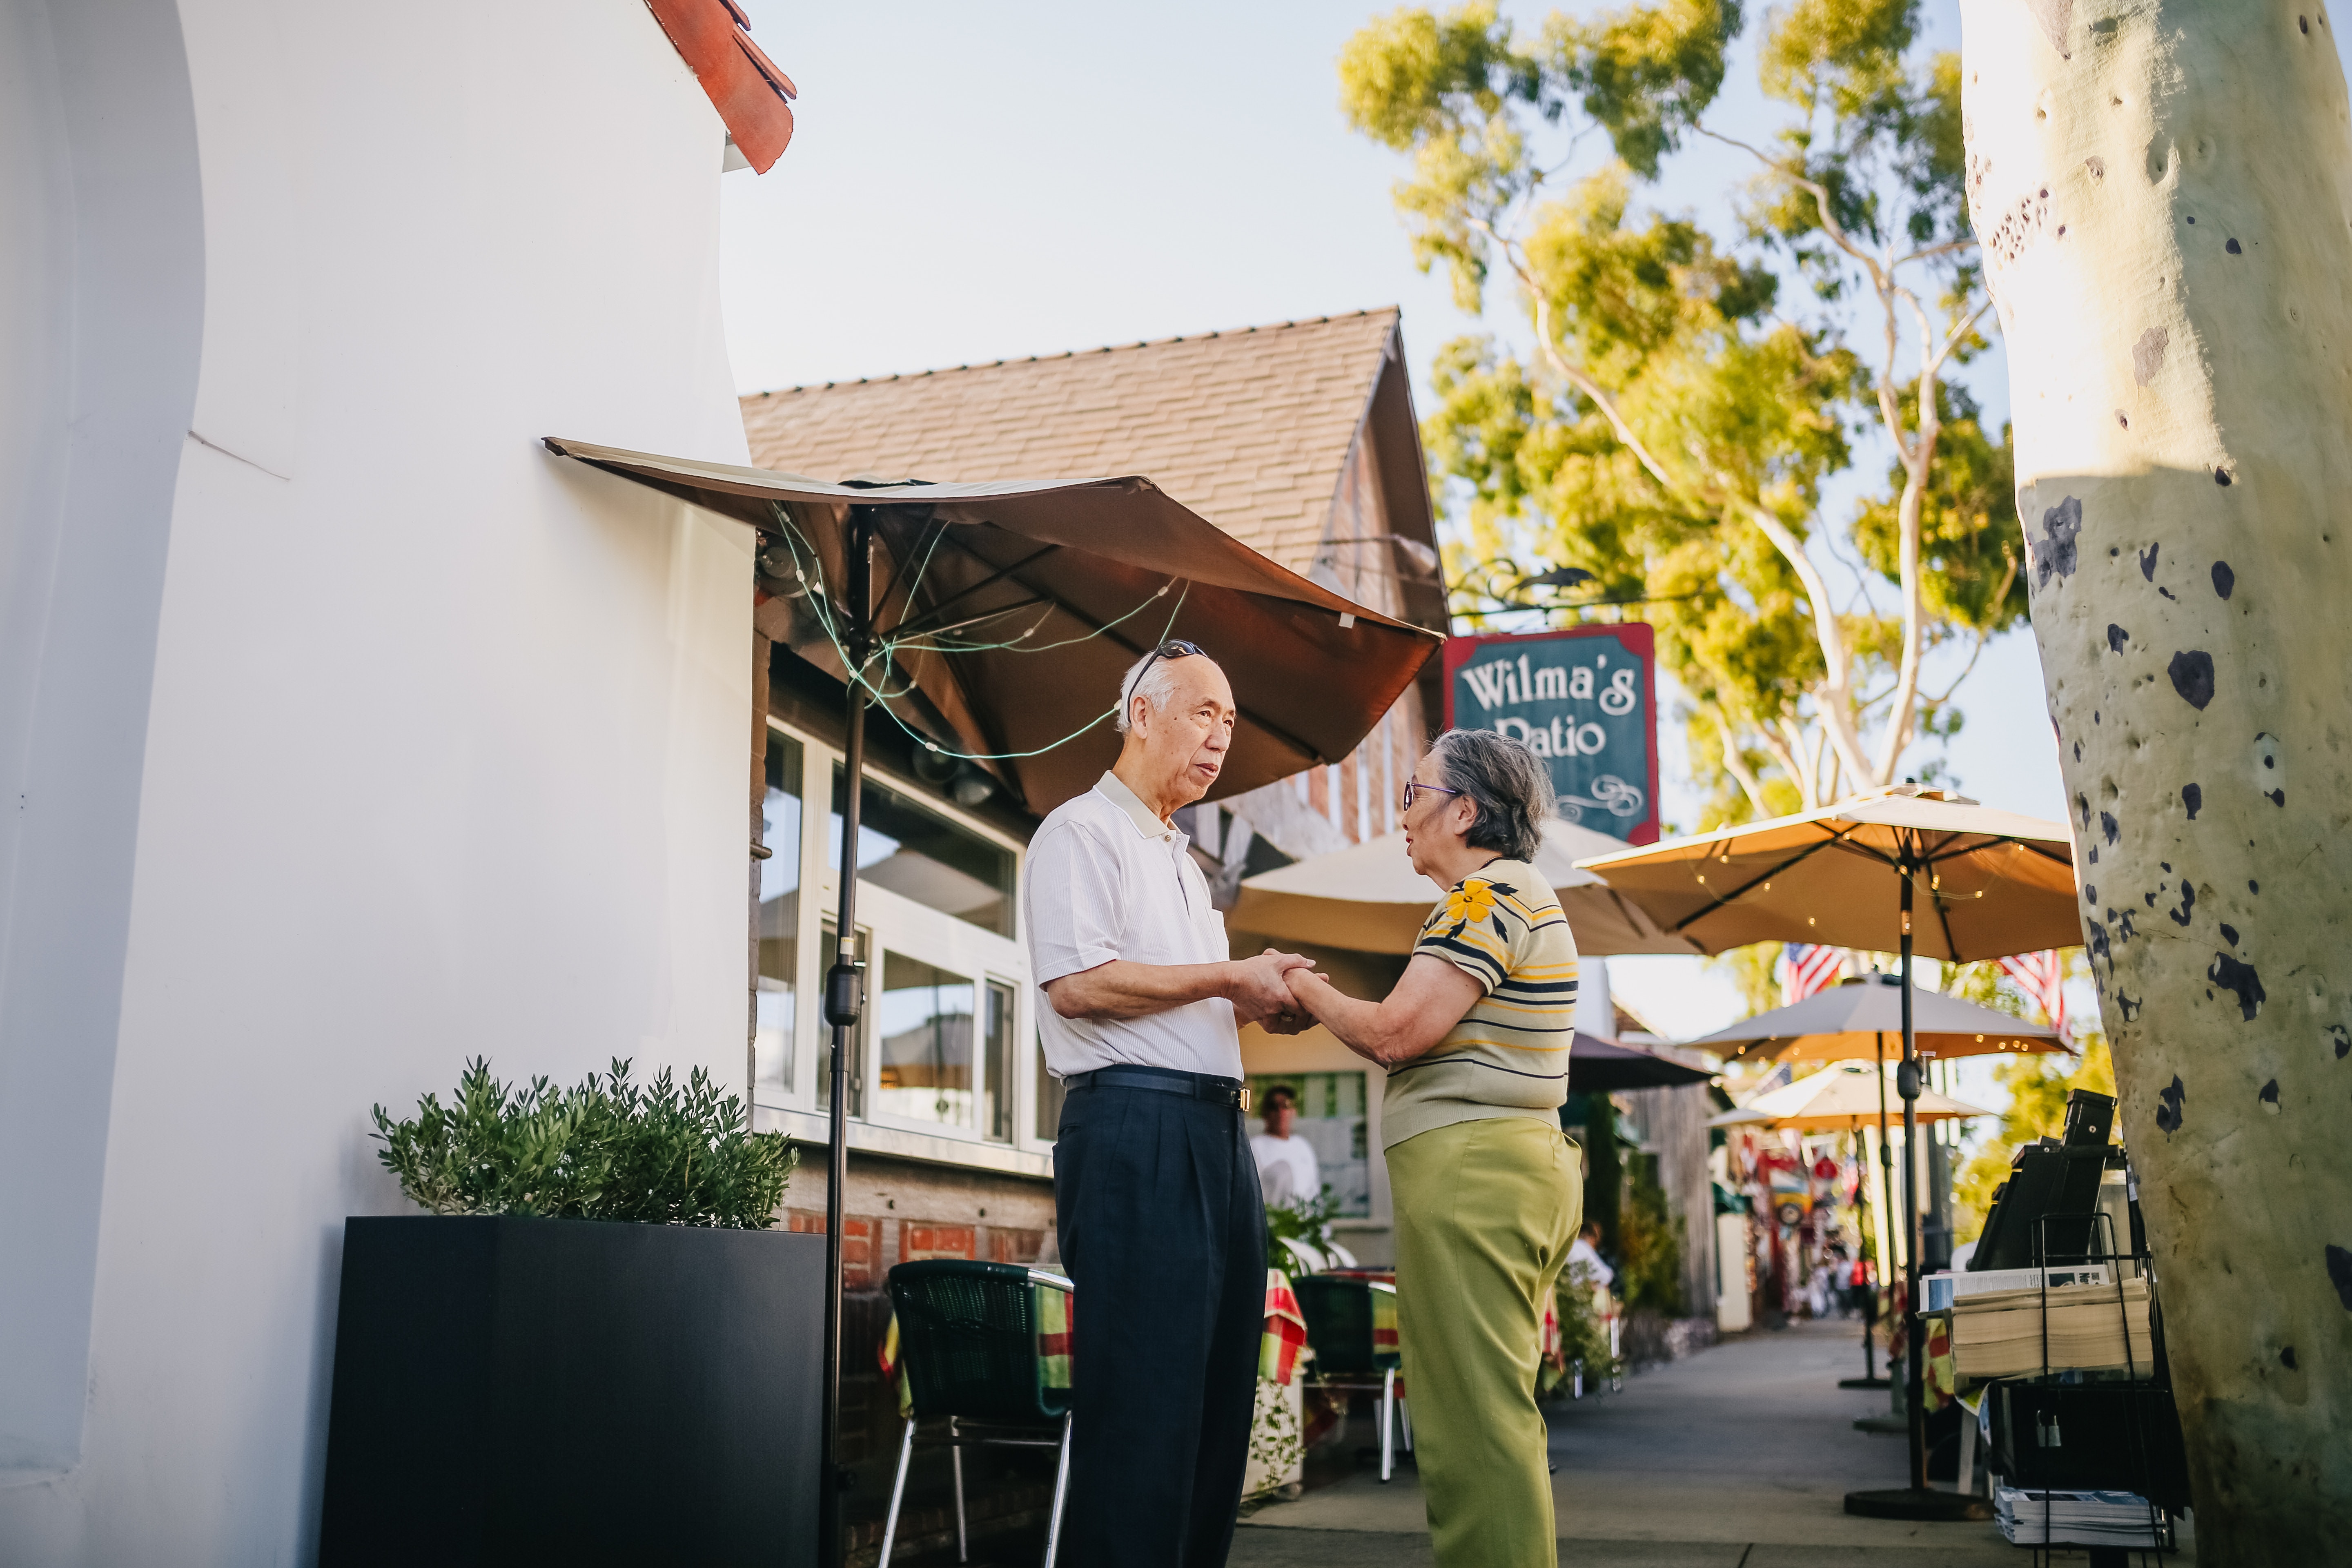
left=1127, top=639, right=1206, bottom=700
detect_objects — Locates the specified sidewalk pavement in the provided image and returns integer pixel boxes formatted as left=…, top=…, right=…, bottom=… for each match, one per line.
left=1235, top=1316, right=2149, bottom=1568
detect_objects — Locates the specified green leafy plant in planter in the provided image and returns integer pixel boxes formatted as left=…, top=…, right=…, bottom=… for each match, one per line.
left=371, top=1057, right=796, bottom=1227
left=1265, top=1186, right=1346, bottom=1272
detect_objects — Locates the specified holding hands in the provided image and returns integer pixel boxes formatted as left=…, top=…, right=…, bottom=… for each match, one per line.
left=1231, top=948, right=1318, bottom=1033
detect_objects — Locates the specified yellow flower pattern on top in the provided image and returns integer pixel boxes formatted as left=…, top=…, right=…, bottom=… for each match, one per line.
left=1444, top=879, right=1498, bottom=928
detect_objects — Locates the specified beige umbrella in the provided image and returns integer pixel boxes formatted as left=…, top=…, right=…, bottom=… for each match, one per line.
left=1686, top=973, right=2067, bottom=1066
left=1569, top=784, right=2078, bottom=960
left=1578, top=784, right=2078, bottom=1519
left=1229, top=818, right=1704, bottom=956
left=1711, top=1062, right=1992, bottom=1133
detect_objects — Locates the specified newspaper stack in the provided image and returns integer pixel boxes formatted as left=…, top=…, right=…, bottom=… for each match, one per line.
left=1996, top=1484, right=2165, bottom=1547
left=1949, top=1278, right=2154, bottom=1378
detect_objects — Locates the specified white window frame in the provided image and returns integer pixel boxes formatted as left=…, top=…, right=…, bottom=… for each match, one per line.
left=753, top=718, right=1052, bottom=1178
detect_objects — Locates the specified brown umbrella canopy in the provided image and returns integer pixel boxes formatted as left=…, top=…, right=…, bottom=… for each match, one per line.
left=1568, top=1031, right=1716, bottom=1092
left=543, top=439, right=1442, bottom=816
left=1572, top=785, right=2080, bottom=962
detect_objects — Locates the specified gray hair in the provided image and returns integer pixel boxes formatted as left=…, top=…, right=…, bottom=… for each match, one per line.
left=1115, top=646, right=1192, bottom=734
left=1428, top=728, right=1554, bottom=862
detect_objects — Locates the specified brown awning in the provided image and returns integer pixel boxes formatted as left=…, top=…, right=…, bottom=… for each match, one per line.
left=544, top=439, right=1444, bottom=816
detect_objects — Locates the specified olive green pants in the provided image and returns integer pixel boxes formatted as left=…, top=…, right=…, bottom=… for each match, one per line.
left=1389, top=1116, right=1581, bottom=1568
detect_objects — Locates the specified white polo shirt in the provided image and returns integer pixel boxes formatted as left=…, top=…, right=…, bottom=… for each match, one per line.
left=1023, top=771, right=1241, bottom=1080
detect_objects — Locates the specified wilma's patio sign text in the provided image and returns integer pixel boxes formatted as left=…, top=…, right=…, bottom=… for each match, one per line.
left=1441, top=625, right=1662, bottom=845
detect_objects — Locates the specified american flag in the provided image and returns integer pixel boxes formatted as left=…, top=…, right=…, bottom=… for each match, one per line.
left=1998, top=949, right=2068, bottom=1040
left=1782, top=943, right=1846, bottom=1005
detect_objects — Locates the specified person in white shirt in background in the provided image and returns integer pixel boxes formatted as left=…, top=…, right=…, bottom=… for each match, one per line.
left=1565, top=1220, right=1614, bottom=1290
left=1250, top=1085, right=1321, bottom=1209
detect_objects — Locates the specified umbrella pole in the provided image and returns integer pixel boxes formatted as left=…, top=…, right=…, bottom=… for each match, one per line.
left=1843, top=844, right=1986, bottom=1522
left=818, top=510, right=875, bottom=1567
left=1898, top=871, right=1926, bottom=1493
left=1842, top=1111, right=1883, bottom=1389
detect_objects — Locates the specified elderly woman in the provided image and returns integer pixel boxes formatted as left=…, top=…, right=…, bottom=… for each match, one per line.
left=1281, top=728, right=1580, bottom=1568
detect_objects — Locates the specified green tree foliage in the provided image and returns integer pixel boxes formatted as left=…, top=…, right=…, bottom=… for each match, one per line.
left=1542, top=1270, right=1616, bottom=1394
left=1340, top=1, right=2028, bottom=820
left=371, top=1057, right=797, bottom=1228
left=1617, top=1178, right=1687, bottom=1314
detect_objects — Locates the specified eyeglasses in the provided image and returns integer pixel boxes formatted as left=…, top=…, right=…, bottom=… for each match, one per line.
left=1399, top=780, right=1464, bottom=813
left=1126, top=639, right=1205, bottom=702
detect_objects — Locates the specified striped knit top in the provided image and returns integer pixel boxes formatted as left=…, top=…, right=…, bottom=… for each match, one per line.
left=1380, top=859, right=1581, bottom=1151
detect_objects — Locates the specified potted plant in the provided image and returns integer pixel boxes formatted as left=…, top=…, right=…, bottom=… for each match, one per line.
left=318, top=1058, right=818, bottom=1568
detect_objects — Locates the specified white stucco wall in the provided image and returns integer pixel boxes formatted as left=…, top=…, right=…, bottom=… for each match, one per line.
left=0, top=2, right=757, bottom=1561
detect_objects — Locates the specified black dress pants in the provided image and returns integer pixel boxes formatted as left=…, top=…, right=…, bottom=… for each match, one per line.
left=1053, top=1074, right=1266, bottom=1568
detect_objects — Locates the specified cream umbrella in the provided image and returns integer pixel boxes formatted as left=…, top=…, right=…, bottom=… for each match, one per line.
left=1570, top=785, right=2079, bottom=960
left=1690, top=974, right=2062, bottom=1389
left=1711, top=1061, right=1993, bottom=1132
left=1230, top=818, right=1704, bottom=956
left=1687, top=973, right=2067, bottom=1067
left=1579, top=784, right=2078, bottom=1521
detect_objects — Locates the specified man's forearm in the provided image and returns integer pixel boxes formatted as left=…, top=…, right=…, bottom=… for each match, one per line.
left=1044, top=959, right=1235, bottom=1022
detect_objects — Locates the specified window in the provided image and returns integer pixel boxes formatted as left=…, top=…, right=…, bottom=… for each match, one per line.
left=755, top=733, right=804, bottom=1100
left=830, top=766, right=1016, bottom=937
left=982, top=980, right=1014, bottom=1143
left=758, top=722, right=1045, bottom=1165
left=876, top=953, right=976, bottom=1129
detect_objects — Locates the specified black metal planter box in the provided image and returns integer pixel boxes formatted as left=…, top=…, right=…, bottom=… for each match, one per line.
left=320, top=1215, right=822, bottom=1568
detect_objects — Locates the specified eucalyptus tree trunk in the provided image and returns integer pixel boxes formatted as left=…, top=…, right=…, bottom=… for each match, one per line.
left=1960, top=2, right=2352, bottom=1557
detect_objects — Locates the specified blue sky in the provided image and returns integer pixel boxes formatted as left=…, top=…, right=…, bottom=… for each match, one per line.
left=719, top=2, right=2348, bottom=1042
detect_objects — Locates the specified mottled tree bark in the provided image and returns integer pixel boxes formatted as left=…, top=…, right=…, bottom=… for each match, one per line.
left=1959, top=2, right=2352, bottom=1557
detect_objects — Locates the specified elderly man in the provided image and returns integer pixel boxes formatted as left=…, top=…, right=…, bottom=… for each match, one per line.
left=1024, top=639, right=1310, bottom=1568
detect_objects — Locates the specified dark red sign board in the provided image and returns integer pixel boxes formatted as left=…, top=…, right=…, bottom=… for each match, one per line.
left=1442, top=623, right=1660, bottom=845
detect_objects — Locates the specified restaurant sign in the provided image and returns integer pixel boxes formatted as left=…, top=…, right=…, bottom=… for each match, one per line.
left=1441, top=624, right=1660, bottom=845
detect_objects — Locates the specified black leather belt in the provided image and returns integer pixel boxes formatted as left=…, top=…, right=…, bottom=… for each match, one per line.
left=1064, top=1065, right=1250, bottom=1111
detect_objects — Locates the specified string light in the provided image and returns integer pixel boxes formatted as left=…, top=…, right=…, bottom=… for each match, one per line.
left=764, top=503, right=1194, bottom=763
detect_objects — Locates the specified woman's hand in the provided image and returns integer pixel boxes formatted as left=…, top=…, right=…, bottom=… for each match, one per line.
left=1284, top=957, right=1483, bottom=1067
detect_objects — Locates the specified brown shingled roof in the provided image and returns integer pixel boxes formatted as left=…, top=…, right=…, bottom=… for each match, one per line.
left=738, top=309, right=1414, bottom=576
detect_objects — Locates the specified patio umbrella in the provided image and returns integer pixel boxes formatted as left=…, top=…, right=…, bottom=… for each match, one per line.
left=543, top=437, right=1442, bottom=1564
left=1690, top=974, right=2061, bottom=1389
left=544, top=439, right=1439, bottom=815
left=1686, top=973, right=2066, bottom=1067
left=1230, top=818, right=1706, bottom=956
left=1578, top=784, right=2078, bottom=1523
left=1710, top=1060, right=1992, bottom=1132
left=1569, top=1031, right=1716, bottom=1093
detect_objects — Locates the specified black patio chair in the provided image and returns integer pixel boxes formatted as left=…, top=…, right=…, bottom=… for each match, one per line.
left=880, top=1260, right=1074, bottom=1568
left=1291, top=1273, right=1411, bottom=1481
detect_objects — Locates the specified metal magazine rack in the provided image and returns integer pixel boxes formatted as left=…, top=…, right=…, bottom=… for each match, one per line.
left=1995, top=1196, right=2187, bottom=1566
